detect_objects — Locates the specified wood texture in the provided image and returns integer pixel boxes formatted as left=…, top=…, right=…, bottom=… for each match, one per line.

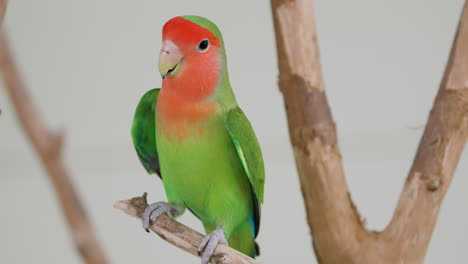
left=271, top=0, right=468, bottom=263
left=114, top=194, right=261, bottom=264
left=0, top=32, right=108, bottom=264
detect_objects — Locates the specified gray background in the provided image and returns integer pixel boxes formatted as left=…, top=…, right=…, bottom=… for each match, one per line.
left=1, top=0, right=467, bottom=263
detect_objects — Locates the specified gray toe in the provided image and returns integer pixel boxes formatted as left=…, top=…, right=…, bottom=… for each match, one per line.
left=142, top=202, right=171, bottom=232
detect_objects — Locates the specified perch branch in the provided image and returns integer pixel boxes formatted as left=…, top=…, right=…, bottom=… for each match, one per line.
left=114, top=193, right=260, bottom=264
left=0, top=32, right=108, bottom=264
left=271, top=0, right=468, bottom=263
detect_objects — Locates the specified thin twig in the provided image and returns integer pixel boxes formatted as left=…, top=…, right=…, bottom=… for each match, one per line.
left=271, top=0, right=468, bottom=263
left=0, top=31, right=109, bottom=264
left=114, top=193, right=261, bottom=264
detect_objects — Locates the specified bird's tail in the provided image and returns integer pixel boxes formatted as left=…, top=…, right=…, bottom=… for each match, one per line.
left=228, top=220, right=258, bottom=258
left=254, top=241, right=260, bottom=256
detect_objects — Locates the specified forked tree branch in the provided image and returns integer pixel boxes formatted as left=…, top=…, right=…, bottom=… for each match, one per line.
left=271, top=0, right=468, bottom=263
left=114, top=194, right=260, bottom=264
left=0, top=32, right=108, bottom=264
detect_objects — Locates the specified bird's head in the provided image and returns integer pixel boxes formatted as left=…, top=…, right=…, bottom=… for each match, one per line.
left=158, top=16, right=227, bottom=101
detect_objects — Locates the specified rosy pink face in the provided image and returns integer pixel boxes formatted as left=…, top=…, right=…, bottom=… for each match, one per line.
left=158, top=17, right=222, bottom=101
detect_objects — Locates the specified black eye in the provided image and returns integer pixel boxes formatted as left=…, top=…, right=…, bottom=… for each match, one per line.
left=197, top=39, right=210, bottom=52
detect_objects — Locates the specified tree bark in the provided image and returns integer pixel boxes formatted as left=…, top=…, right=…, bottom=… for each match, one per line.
left=270, top=0, right=468, bottom=263
left=114, top=194, right=260, bottom=264
left=0, top=32, right=109, bottom=264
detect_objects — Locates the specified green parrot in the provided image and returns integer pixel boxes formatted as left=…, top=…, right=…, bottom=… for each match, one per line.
left=131, top=15, right=265, bottom=263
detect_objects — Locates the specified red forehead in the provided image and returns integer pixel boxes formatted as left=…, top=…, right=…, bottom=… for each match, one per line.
left=162, top=17, right=220, bottom=47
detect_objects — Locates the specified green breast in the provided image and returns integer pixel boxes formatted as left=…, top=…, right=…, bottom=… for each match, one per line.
left=156, top=114, right=253, bottom=233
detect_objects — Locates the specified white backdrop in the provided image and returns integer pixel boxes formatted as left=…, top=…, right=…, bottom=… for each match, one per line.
left=1, top=1, right=467, bottom=263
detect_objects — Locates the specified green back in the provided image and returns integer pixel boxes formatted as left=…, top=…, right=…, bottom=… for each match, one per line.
left=131, top=88, right=161, bottom=176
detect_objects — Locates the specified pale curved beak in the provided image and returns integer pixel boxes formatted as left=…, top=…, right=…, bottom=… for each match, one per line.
left=158, top=40, right=184, bottom=79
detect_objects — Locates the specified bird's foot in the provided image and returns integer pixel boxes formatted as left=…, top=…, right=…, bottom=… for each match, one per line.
left=142, top=201, right=180, bottom=232
left=197, top=226, right=228, bottom=264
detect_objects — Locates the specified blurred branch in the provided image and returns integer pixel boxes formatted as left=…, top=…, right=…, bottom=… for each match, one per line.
left=0, top=0, right=7, bottom=23
left=0, top=31, right=108, bottom=264
left=271, top=0, right=468, bottom=263
left=114, top=194, right=260, bottom=264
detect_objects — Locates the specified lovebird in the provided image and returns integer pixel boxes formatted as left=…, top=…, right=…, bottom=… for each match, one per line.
left=131, top=16, right=265, bottom=264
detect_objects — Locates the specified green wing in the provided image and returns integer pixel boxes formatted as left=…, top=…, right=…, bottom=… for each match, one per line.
left=225, top=107, right=265, bottom=237
left=131, top=88, right=161, bottom=178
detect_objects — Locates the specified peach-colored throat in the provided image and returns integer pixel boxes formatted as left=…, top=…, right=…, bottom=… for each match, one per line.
left=157, top=90, right=218, bottom=139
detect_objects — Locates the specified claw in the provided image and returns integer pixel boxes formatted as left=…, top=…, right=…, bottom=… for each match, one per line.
left=197, top=227, right=228, bottom=264
left=142, top=202, right=180, bottom=232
